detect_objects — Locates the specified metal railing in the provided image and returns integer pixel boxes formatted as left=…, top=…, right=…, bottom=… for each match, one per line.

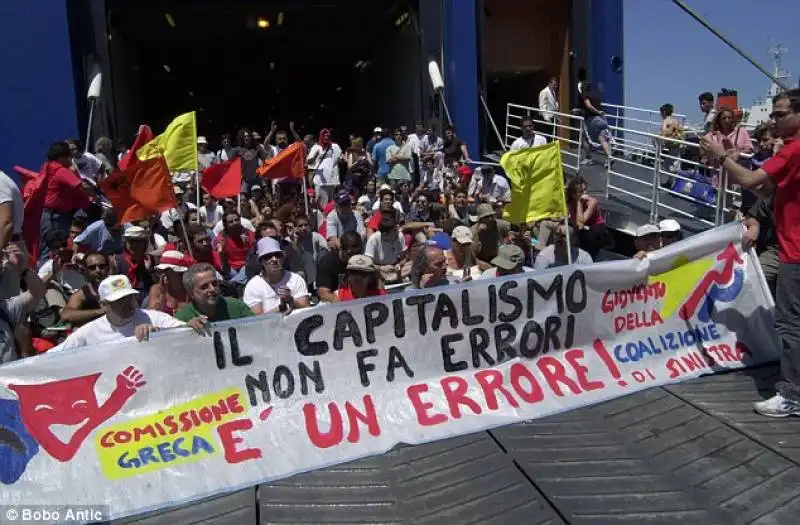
left=502, top=102, right=747, bottom=232
left=505, top=103, right=585, bottom=173
left=604, top=102, right=688, bottom=138
left=606, top=123, right=744, bottom=228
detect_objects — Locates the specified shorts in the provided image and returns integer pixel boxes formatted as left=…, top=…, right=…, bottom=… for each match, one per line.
left=587, top=116, right=610, bottom=144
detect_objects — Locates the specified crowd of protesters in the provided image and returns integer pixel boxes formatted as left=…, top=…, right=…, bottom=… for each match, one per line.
left=0, top=118, right=622, bottom=361
left=4, top=82, right=799, bottom=423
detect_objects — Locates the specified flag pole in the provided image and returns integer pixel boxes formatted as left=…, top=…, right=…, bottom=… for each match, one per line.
left=196, top=170, right=201, bottom=209
left=302, top=176, right=310, bottom=218
left=176, top=211, right=195, bottom=260
left=564, top=215, right=573, bottom=265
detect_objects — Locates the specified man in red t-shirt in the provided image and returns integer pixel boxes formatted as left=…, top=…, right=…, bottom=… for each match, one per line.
left=40, top=142, right=93, bottom=260
left=185, top=224, right=223, bottom=273
left=701, top=88, right=800, bottom=417
left=214, top=210, right=255, bottom=284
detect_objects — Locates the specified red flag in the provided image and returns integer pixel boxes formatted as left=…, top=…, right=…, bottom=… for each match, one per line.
left=256, top=142, right=305, bottom=179
left=100, top=156, right=177, bottom=224
left=118, top=125, right=154, bottom=170
left=22, top=163, right=54, bottom=264
left=13, top=166, right=39, bottom=196
left=201, top=158, right=241, bottom=199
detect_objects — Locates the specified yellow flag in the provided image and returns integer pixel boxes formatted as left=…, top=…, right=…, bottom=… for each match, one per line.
left=136, top=111, right=198, bottom=172
left=500, top=141, right=566, bottom=224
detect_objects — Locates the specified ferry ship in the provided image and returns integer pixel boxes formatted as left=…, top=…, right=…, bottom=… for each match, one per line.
left=742, top=45, right=797, bottom=129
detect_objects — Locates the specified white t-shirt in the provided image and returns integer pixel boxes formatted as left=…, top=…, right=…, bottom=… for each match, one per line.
left=160, top=203, right=198, bottom=230
left=243, top=273, right=309, bottom=313
left=371, top=200, right=404, bottom=213
left=199, top=205, right=224, bottom=227
left=72, top=152, right=104, bottom=182
left=213, top=218, right=255, bottom=236
left=364, top=231, right=406, bottom=265
left=510, top=135, right=547, bottom=150
left=0, top=170, right=23, bottom=234
left=51, top=309, right=186, bottom=353
left=308, top=143, right=342, bottom=186
left=149, top=233, right=167, bottom=255
left=533, top=245, right=594, bottom=269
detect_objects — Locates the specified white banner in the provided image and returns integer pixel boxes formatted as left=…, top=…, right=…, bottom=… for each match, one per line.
left=0, top=223, right=779, bottom=521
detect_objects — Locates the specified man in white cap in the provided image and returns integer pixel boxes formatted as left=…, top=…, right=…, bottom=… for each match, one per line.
left=658, top=219, right=683, bottom=247
left=243, top=238, right=310, bottom=314
left=197, top=136, right=215, bottom=171
left=366, top=127, right=383, bottom=161
left=159, top=185, right=197, bottom=231
left=633, top=223, right=662, bottom=260
left=445, top=225, right=481, bottom=281
left=113, top=226, right=154, bottom=297
left=50, top=275, right=192, bottom=352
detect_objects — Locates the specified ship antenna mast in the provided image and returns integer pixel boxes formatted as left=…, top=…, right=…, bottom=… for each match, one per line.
left=768, top=44, right=789, bottom=80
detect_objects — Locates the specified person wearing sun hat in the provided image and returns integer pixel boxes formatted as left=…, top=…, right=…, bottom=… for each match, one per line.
left=658, top=218, right=683, bottom=247
left=146, top=251, right=192, bottom=315
left=336, top=255, right=387, bottom=301
left=50, top=274, right=190, bottom=352
left=633, top=223, right=662, bottom=260
left=243, top=237, right=310, bottom=314
left=470, top=202, right=510, bottom=269
left=197, top=136, right=215, bottom=171
left=445, top=225, right=481, bottom=281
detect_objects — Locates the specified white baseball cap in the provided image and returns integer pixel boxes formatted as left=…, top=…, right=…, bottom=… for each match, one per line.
left=98, top=275, right=139, bottom=303
left=197, top=136, right=208, bottom=145
left=123, top=226, right=147, bottom=239
left=373, top=126, right=382, bottom=133
left=659, top=219, right=681, bottom=233
left=451, top=225, right=473, bottom=244
left=635, top=224, right=660, bottom=237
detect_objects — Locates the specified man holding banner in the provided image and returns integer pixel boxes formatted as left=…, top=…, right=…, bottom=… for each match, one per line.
left=701, top=89, right=800, bottom=417
left=51, top=275, right=194, bottom=352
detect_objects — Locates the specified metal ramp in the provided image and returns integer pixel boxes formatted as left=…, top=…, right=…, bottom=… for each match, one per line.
left=492, top=102, right=747, bottom=237
left=115, top=364, right=800, bottom=525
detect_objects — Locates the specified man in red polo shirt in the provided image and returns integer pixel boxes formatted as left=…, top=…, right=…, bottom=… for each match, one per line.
left=40, top=142, right=92, bottom=261
left=701, top=88, right=800, bottom=418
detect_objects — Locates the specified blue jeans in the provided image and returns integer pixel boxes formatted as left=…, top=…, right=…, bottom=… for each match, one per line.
left=40, top=209, right=74, bottom=261
left=226, top=266, right=249, bottom=285
left=775, top=262, right=800, bottom=402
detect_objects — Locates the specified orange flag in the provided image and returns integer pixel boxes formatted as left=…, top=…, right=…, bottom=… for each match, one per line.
left=100, top=156, right=177, bottom=224
left=118, top=125, right=154, bottom=171
left=202, top=158, right=241, bottom=199
left=257, top=142, right=305, bottom=179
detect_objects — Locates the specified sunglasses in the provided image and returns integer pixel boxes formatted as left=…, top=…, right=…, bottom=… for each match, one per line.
left=86, top=264, right=108, bottom=270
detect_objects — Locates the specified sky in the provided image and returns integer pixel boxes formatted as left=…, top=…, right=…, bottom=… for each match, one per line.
left=624, top=0, right=800, bottom=129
